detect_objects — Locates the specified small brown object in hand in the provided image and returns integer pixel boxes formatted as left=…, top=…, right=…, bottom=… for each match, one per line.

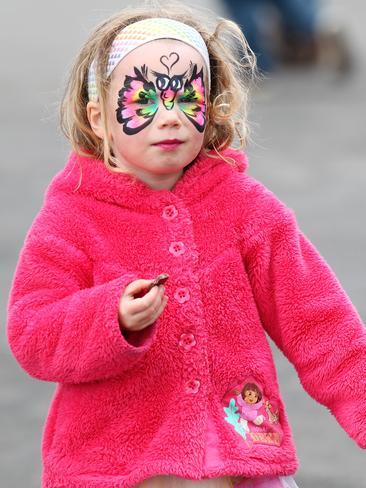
left=133, top=273, right=169, bottom=298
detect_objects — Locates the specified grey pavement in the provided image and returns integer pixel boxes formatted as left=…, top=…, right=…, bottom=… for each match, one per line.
left=1, top=1, right=365, bottom=487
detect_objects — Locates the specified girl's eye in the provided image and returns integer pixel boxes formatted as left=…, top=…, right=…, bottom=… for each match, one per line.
left=135, top=92, right=155, bottom=104
left=178, top=91, right=198, bottom=103
left=179, top=95, right=194, bottom=103
left=143, top=97, right=155, bottom=105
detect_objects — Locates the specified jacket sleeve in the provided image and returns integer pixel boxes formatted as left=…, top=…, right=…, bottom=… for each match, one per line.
left=244, top=208, right=366, bottom=449
left=7, top=206, right=157, bottom=384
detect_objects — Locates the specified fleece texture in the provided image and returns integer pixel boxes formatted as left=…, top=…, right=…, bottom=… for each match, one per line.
left=7, top=148, right=366, bottom=488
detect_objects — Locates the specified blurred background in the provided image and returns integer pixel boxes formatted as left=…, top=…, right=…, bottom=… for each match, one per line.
left=1, top=0, right=365, bottom=487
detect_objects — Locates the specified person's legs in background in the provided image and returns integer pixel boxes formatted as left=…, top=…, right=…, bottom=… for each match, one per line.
left=222, top=0, right=275, bottom=72
left=221, top=0, right=318, bottom=71
left=221, top=0, right=352, bottom=74
left=273, top=0, right=319, bottom=64
left=274, top=0, right=317, bottom=35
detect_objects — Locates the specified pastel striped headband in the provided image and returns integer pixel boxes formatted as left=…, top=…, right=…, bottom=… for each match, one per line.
left=87, top=17, right=211, bottom=101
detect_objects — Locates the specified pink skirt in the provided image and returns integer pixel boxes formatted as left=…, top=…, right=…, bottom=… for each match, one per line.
left=137, top=475, right=299, bottom=487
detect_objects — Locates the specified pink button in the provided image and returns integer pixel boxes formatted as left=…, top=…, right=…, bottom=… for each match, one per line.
left=162, top=205, right=178, bottom=220
left=174, top=287, right=190, bottom=304
left=185, top=379, right=201, bottom=394
left=179, top=333, right=196, bottom=351
left=169, top=241, right=186, bottom=257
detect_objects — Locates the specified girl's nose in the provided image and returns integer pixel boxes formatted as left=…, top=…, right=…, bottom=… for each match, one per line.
left=156, top=99, right=182, bottom=129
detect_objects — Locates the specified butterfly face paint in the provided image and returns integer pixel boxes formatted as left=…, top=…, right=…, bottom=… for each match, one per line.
left=116, top=52, right=206, bottom=135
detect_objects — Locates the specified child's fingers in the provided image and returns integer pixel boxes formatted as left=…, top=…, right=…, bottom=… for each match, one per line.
left=133, top=285, right=165, bottom=318
left=126, top=287, right=167, bottom=330
left=143, top=296, right=168, bottom=325
left=124, top=279, right=154, bottom=299
left=127, top=284, right=163, bottom=316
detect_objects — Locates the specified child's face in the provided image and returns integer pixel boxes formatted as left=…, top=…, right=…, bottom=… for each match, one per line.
left=99, top=39, right=208, bottom=188
left=244, top=389, right=258, bottom=404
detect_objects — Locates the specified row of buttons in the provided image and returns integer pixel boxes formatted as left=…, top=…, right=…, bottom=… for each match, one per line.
left=163, top=205, right=200, bottom=395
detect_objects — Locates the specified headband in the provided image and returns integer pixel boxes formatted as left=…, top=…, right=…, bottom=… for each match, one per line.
left=87, top=17, right=211, bottom=101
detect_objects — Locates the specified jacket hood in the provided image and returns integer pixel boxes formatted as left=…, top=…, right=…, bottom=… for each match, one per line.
left=46, top=148, right=248, bottom=210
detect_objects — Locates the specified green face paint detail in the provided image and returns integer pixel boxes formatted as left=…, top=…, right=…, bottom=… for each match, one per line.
left=178, top=86, right=198, bottom=114
left=136, top=89, right=159, bottom=118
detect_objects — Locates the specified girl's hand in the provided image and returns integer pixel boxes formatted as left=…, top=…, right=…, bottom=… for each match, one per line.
left=118, top=279, right=169, bottom=332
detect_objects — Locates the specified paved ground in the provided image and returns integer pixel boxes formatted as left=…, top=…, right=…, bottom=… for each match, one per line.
left=1, top=0, right=365, bottom=487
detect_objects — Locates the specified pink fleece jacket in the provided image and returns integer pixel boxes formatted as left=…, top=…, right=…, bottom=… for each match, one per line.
left=7, top=148, right=366, bottom=488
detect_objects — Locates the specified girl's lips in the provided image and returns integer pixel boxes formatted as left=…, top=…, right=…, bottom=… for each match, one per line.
left=154, top=139, right=183, bottom=144
left=153, top=141, right=184, bottom=150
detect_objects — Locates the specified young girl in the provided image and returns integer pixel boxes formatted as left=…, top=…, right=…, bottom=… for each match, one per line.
left=6, top=4, right=366, bottom=488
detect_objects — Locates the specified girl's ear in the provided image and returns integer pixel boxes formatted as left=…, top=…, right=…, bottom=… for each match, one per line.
left=86, top=101, right=104, bottom=139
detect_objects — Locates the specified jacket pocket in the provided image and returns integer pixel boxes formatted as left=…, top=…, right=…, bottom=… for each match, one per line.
left=221, top=376, right=283, bottom=449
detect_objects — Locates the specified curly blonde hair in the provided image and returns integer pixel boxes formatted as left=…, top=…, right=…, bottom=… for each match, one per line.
left=60, top=1, right=257, bottom=172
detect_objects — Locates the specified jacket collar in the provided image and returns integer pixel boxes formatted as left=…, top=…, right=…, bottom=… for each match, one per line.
left=47, top=148, right=248, bottom=211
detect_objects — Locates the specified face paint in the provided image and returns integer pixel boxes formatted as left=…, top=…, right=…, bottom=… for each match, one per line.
left=152, top=53, right=187, bottom=110
left=116, top=55, right=206, bottom=135
left=156, top=74, right=186, bottom=110
left=116, top=65, right=159, bottom=135
left=177, top=64, right=206, bottom=132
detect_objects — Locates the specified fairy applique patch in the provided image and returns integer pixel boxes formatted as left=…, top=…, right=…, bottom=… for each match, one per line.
left=116, top=53, right=206, bottom=135
left=222, top=379, right=283, bottom=448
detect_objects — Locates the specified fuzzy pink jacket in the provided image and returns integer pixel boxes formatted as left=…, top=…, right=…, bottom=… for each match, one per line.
left=7, top=148, right=366, bottom=488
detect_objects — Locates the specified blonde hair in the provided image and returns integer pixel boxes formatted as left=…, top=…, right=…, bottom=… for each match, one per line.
left=60, top=1, right=257, bottom=172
